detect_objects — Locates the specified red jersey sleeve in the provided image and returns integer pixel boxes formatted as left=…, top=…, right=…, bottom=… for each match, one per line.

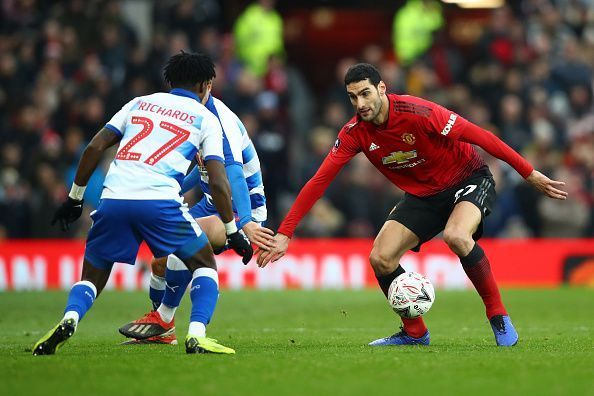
left=277, top=126, right=360, bottom=238
left=457, top=122, right=534, bottom=178
left=420, top=102, right=534, bottom=179
left=421, top=100, right=469, bottom=139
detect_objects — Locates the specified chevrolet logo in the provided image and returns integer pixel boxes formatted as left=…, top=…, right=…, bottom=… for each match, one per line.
left=382, top=150, right=417, bottom=165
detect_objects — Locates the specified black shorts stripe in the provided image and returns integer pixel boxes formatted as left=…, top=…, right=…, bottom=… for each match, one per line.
left=476, top=179, right=487, bottom=206
left=478, top=179, right=494, bottom=206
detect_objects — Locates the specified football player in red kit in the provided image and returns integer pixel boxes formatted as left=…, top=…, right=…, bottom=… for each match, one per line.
left=257, top=63, right=567, bottom=347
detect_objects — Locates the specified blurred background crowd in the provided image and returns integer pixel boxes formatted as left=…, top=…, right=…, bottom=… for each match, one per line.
left=0, top=0, right=593, bottom=240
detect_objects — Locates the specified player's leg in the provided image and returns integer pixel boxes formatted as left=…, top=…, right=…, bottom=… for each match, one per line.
left=33, top=199, right=140, bottom=355
left=125, top=215, right=225, bottom=345
left=116, top=256, right=179, bottom=345
left=33, top=257, right=113, bottom=355
left=118, top=231, right=210, bottom=342
left=146, top=215, right=225, bottom=312
left=368, top=194, right=448, bottom=346
left=367, top=220, right=431, bottom=346
left=196, top=215, right=226, bottom=249
left=135, top=214, right=226, bottom=344
left=121, top=216, right=225, bottom=344
left=120, top=200, right=233, bottom=353
left=444, top=174, right=518, bottom=346
left=158, top=215, right=226, bottom=313
left=147, top=257, right=166, bottom=311
left=172, top=243, right=231, bottom=354
left=145, top=196, right=223, bottom=311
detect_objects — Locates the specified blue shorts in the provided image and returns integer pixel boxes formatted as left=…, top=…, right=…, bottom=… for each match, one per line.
left=188, top=196, right=263, bottom=255
left=189, top=196, right=218, bottom=219
left=189, top=196, right=264, bottom=227
left=85, top=199, right=209, bottom=270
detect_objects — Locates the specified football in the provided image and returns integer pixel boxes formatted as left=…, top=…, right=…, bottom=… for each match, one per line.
left=388, top=272, right=435, bottom=318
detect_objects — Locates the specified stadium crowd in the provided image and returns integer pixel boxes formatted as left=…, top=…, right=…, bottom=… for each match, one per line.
left=0, top=0, right=593, bottom=240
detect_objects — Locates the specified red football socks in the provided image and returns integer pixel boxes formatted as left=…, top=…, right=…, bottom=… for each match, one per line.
left=401, top=317, right=428, bottom=338
left=460, top=244, right=507, bottom=319
left=376, top=266, right=428, bottom=338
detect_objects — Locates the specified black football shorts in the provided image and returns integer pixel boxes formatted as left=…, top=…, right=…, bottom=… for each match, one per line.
left=387, top=166, right=496, bottom=252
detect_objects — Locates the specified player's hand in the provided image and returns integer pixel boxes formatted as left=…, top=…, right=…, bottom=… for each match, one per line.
left=51, top=197, right=84, bottom=231
left=242, top=221, right=275, bottom=251
left=227, top=231, right=253, bottom=265
left=526, top=170, right=568, bottom=200
left=256, top=233, right=290, bottom=268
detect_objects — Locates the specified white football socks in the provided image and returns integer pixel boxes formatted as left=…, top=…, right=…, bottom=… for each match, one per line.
left=188, top=321, right=206, bottom=337
left=149, top=273, right=166, bottom=290
left=157, top=304, right=176, bottom=323
left=63, top=311, right=80, bottom=327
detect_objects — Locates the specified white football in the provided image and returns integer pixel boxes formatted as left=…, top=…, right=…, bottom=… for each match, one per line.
left=388, top=272, right=435, bottom=318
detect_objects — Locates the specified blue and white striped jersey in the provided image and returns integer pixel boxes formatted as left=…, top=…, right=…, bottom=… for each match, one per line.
left=102, top=89, right=224, bottom=202
left=192, top=96, right=267, bottom=223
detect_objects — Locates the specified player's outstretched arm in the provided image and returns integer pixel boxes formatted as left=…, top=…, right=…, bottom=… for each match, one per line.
left=206, top=159, right=254, bottom=264
left=205, top=159, right=235, bottom=224
left=52, top=128, right=121, bottom=231
left=257, top=233, right=290, bottom=268
left=525, top=170, right=568, bottom=200
left=455, top=122, right=568, bottom=200
left=242, top=221, right=275, bottom=251
left=255, top=125, right=356, bottom=267
left=225, top=161, right=275, bottom=251
left=256, top=155, right=349, bottom=267
left=455, top=121, right=569, bottom=200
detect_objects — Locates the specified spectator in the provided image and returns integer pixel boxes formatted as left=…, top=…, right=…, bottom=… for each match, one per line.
left=0, top=1, right=593, bottom=238
left=392, top=0, right=443, bottom=66
left=233, top=0, right=285, bottom=77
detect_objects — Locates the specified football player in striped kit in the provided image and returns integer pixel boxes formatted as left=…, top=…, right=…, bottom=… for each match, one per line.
left=118, top=60, right=272, bottom=346
left=34, top=52, right=256, bottom=355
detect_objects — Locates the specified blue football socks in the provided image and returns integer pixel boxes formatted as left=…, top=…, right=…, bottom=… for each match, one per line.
left=162, top=255, right=192, bottom=309
left=64, top=281, right=97, bottom=324
left=189, top=267, right=219, bottom=326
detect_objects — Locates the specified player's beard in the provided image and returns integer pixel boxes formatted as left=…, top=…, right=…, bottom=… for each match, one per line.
left=360, top=96, right=382, bottom=122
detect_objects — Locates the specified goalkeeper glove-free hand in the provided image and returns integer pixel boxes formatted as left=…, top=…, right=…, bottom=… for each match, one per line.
left=51, top=197, right=84, bottom=231
left=227, top=231, right=253, bottom=264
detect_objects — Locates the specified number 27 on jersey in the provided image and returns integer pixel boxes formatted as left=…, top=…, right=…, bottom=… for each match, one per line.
left=116, top=116, right=190, bottom=166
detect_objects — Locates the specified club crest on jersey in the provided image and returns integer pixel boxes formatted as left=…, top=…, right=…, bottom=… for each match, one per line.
left=332, top=138, right=341, bottom=154
left=382, top=150, right=417, bottom=165
left=402, top=133, right=416, bottom=145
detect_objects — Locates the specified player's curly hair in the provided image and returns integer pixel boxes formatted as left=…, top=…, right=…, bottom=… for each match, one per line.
left=163, top=51, right=216, bottom=88
left=344, top=63, right=381, bottom=86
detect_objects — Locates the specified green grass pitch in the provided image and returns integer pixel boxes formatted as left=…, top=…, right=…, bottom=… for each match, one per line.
left=1, top=288, right=592, bottom=396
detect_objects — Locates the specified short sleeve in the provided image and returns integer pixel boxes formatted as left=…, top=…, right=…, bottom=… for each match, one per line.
left=105, top=97, right=141, bottom=137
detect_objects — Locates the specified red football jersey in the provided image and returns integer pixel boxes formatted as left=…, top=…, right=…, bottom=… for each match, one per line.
left=278, top=93, right=533, bottom=238
left=329, top=94, right=484, bottom=197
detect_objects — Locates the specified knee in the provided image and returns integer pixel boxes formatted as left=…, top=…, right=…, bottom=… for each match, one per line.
left=369, top=248, right=398, bottom=275
left=443, top=227, right=473, bottom=256
left=182, top=254, right=217, bottom=272
left=199, top=216, right=226, bottom=250
left=151, top=257, right=167, bottom=277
